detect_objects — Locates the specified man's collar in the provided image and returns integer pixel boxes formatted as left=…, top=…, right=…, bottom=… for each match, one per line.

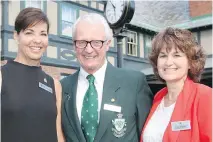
left=79, top=59, right=108, bottom=84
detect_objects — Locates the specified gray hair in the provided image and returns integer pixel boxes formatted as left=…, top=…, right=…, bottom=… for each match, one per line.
left=72, top=13, right=113, bottom=41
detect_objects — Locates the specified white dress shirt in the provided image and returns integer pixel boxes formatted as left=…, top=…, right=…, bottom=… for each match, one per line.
left=76, top=60, right=107, bottom=124
left=143, top=98, right=175, bottom=142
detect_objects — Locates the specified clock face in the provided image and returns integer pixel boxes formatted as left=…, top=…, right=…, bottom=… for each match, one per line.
left=105, top=0, right=125, bottom=25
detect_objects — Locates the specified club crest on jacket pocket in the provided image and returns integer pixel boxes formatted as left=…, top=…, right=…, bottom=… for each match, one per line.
left=112, top=113, right=127, bottom=138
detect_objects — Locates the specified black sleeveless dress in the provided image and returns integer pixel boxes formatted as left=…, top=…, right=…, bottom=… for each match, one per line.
left=1, top=60, right=57, bottom=142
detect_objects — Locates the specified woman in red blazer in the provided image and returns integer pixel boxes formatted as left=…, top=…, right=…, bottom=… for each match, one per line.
left=141, top=28, right=212, bottom=142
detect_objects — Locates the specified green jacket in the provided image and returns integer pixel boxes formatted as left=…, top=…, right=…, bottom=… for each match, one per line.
left=61, top=63, right=153, bottom=142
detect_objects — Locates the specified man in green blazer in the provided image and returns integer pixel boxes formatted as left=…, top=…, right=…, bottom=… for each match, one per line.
left=61, top=13, right=153, bottom=142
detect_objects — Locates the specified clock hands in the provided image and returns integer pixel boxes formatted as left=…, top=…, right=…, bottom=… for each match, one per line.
left=110, top=0, right=116, bottom=9
left=109, top=0, right=116, bottom=22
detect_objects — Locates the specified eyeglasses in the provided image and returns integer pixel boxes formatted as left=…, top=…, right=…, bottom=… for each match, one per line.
left=74, top=40, right=106, bottom=49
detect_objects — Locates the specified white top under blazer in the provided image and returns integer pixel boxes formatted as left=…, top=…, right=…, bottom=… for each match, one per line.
left=143, top=98, right=175, bottom=142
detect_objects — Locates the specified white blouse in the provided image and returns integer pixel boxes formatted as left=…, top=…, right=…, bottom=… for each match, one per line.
left=143, top=98, right=175, bottom=142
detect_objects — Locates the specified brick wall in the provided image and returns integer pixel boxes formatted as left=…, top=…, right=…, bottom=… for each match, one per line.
left=42, top=65, right=76, bottom=80
left=189, top=1, right=212, bottom=18
left=1, top=60, right=77, bottom=80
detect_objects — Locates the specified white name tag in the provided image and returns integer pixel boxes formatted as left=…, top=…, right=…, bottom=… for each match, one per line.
left=104, top=104, right=121, bottom=113
left=39, top=82, right=53, bottom=94
left=171, top=120, right=191, bottom=131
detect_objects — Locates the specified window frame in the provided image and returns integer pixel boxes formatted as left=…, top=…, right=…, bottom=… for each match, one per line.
left=23, top=0, right=45, bottom=11
left=59, top=2, right=78, bottom=38
left=144, top=34, right=153, bottom=58
left=126, top=30, right=138, bottom=56
left=193, top=31, right=200, bottom=43
left=58, top=1, right=104, bottom=39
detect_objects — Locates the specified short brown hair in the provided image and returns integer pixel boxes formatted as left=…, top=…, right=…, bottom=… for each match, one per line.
left=149, top=27, right=206, bottom=83
left=15, top=7, right=49, bottom=34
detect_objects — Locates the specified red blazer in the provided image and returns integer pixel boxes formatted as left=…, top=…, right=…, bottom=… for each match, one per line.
left=141, top=78, right=212, bottom=142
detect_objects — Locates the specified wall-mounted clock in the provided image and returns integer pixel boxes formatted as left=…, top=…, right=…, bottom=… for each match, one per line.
left=104, top=0, right=135, bottom=29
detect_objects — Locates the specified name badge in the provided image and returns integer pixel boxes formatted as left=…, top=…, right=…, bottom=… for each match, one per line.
left=39, top=82, right=53, bottom=94
left=104, top=104, right=121, bottom=113
left=171, top=120, right=191, bottom=131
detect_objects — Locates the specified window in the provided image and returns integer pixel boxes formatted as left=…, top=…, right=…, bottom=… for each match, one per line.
left=79, top=1, right=88, bottom=6
left=144, top=35, right=153, bottom=58
left=90, top=1, right=97, bottom=9
left=97, top=3, right=104, bottom=11
left=61, top=4, right=77, bottom=37
left=25, top=0, right=44, bottom=10
left=193, top=32, right=199, bottom=43
left=126, top=31, right=137, bottom=56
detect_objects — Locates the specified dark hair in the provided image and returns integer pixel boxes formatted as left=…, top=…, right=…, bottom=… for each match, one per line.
left=149, top=27, right=206, bottom=83
left=15, top=7, right=49, bottom=34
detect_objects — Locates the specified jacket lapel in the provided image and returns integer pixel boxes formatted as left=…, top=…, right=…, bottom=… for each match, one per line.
left=163, top=78, right=196, bottom=142
left=64, top=71, right=86, bottom=142
left=95, top=63, right=121, bottom=142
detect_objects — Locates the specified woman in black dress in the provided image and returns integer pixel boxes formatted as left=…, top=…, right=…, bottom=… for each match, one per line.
left=1, top=7, right=64, bottom=142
